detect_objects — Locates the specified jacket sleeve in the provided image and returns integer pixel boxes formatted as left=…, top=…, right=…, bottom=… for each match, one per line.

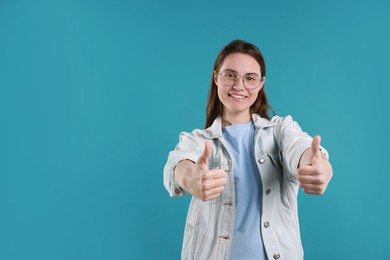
left=272, top=115, right=329, bottom=178
left=163, top=131, right=204, bottom=197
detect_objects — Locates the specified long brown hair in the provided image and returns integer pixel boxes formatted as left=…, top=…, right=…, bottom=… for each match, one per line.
left=205, top=39, right=272, bottom=128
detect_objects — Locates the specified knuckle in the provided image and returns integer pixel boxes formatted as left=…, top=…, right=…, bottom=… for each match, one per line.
left=200, top=194, right=208, bottom=201
left=200, top=177, right=211, bottom=188
left=216, top=170, right=225, bottom=177
left=201, top=181, right=209, bottom=190
left=315, top=187, right=325, bottom=195
left=201, top=171, right=209, bottom=179
left=314, top=166, right=324, bottom=175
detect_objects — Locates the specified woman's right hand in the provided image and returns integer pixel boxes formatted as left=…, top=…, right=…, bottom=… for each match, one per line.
left=174, top=141, right=226, bottom=201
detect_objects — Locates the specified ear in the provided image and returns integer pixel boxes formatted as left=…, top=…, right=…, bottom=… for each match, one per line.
left=259, top=77, right=266, bottom=90
left=213, top=71, right=219, bottom=86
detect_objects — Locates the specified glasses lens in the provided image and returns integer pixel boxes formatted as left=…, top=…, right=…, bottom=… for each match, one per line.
left=220, top=72, right=235, bottom=86
left=244, top=75, right=260, bottom=89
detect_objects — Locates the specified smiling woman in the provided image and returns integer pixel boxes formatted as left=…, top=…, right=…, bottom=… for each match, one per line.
left=214, top=53, right=265, bottom=126
left=163, top=39, right=333, bottom=260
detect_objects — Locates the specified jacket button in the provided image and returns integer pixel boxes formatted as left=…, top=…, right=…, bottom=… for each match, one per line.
left=223, top=202, right=233, bottom=207
left=273, top=253, right=280, bottom=259
left=264, top=221, right=270, bottom=228
left=258, top=158, right=265, bottom=164
left=266, top=189, right=271, bottom=195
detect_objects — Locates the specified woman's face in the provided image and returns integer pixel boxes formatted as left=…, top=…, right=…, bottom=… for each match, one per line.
left=214, top=53, right=264, bottom=124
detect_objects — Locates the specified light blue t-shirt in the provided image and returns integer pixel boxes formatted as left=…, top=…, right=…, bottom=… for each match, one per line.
left=222, top=121, right=267, bottom=260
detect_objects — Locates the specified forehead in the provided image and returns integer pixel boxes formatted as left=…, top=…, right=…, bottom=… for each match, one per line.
left=220, top=53, right=260, bottom=74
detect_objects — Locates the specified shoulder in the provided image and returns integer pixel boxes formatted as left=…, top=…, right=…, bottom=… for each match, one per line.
left=252, top=114, right=298, bottom=129
left=270, top=115, right=294, bottom=124
left=178, top=128, right=207, bottom=143
left=181, top=127, right=207, bottom=137
left=270, top=115, right=303, bottom=130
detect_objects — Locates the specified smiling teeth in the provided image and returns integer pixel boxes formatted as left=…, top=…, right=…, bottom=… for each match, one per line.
left=231, top=94, right=244, bottom=99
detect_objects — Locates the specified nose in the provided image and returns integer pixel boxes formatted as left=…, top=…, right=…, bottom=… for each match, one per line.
left=232, top=76, right=245, bottom=90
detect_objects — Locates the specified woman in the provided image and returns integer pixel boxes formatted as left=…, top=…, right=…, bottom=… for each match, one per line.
left=163, top=39, right=333, bottom=260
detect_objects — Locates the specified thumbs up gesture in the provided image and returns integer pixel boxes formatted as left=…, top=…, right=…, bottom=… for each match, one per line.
left=174, top=141, right=226, bottom=201
left=297, top=136, right=333, bottom=195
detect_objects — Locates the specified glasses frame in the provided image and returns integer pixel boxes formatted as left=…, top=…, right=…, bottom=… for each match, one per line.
left=217, top=70, right=265, bottom=90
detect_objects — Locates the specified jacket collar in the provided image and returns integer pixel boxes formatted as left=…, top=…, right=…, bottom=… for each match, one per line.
left=203, top=114, right=277, bottom=139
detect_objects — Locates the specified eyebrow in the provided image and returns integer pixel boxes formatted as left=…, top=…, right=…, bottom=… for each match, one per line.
left=223, top=69, right=259, bottom=76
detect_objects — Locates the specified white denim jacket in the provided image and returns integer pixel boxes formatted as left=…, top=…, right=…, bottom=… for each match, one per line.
left=164, top=114, right=328, bottom=260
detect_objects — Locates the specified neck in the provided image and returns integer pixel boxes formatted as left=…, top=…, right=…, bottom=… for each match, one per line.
left=222, top=113, right=251, bottom=126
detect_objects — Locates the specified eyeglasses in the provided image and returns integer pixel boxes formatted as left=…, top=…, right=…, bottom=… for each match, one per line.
left=217, top=70, right=264, bottom=90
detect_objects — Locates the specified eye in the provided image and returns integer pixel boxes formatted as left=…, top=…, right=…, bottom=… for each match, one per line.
left=245, top=76, right=256, bottom=81
left=223, top=72, right=237, bottom=79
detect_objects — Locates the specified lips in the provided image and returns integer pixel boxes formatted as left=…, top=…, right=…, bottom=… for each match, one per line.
left=229, top=93, right=247, bottom=100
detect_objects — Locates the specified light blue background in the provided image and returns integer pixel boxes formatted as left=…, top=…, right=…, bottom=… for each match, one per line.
left=1, top=0, right=389, bottom=259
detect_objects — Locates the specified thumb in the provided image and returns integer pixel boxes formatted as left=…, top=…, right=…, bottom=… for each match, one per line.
left=197, top=141, right=212, bottom=166
left=311, top=135, right=321, bottom=164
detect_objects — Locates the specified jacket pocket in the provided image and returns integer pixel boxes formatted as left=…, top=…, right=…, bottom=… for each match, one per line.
left=265, top=151, right=284, bottom=192
left=265, top=151, right=283, bottom=170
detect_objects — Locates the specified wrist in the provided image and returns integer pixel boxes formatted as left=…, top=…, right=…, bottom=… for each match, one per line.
left=174, top=160, right=195, bottom=191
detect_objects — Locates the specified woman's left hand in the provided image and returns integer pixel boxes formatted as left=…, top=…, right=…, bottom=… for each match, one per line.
left=297, top=136, right=333, bottom=195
